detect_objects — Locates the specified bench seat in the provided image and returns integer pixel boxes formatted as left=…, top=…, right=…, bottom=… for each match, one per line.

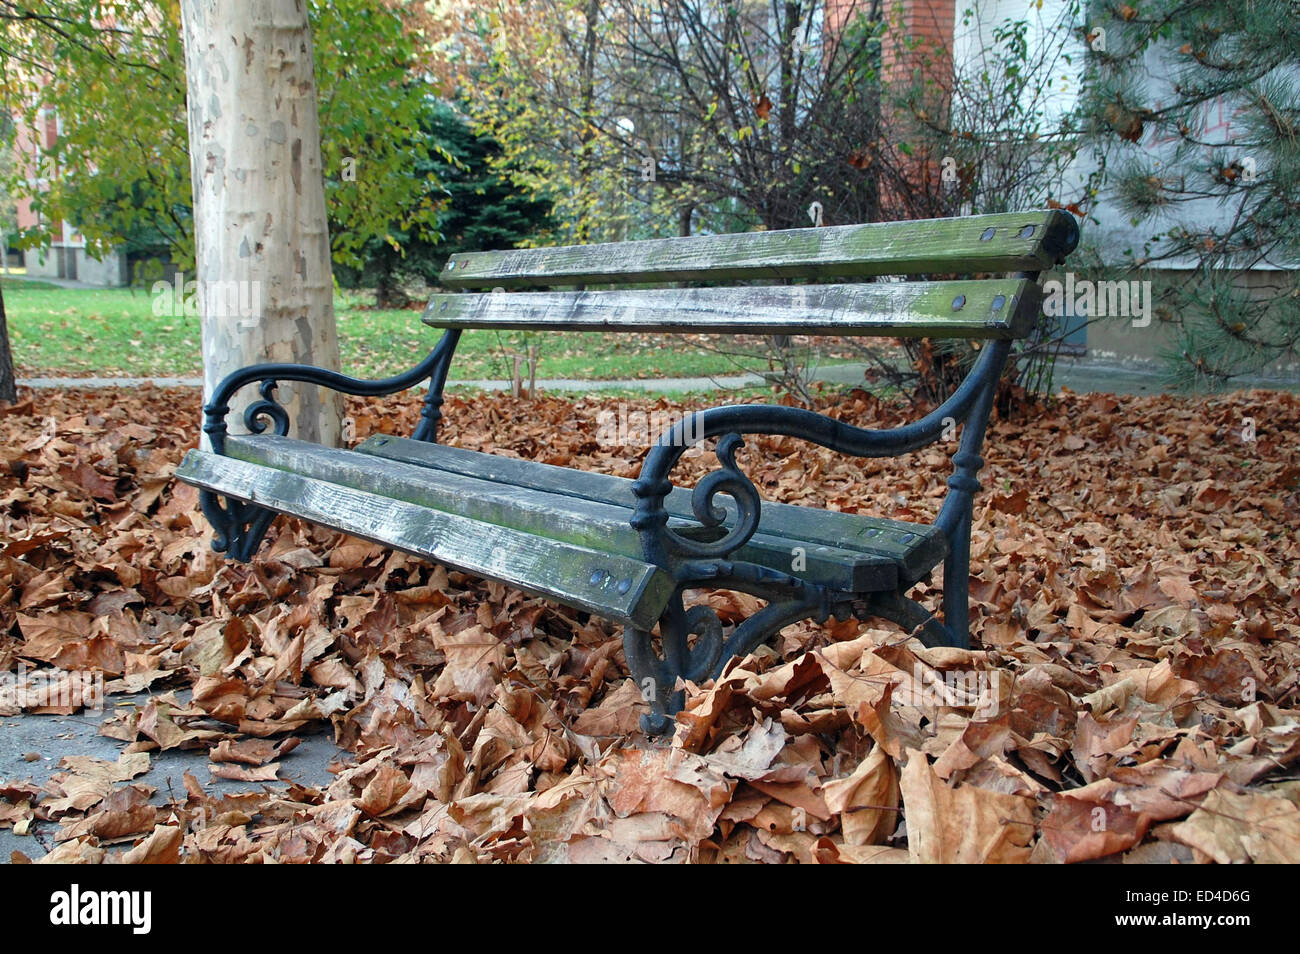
left=176, top=432, right=949, bottom=626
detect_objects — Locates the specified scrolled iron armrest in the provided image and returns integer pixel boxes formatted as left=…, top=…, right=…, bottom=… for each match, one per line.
left=629, top=432, right=761, bottom=563
left=202, top=329, right=461, bottom=454
left=630, top=339, right=1011, bottom=569
left=198, top=329, right=461, bottom=559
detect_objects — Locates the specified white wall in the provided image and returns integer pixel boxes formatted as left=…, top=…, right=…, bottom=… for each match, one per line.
left=952, top=0, right=1086, bottom=131
left=952, top=1, right=1278, bottom=269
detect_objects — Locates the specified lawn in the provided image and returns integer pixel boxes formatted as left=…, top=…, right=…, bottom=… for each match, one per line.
left=3, top=280, right=861, bottom=383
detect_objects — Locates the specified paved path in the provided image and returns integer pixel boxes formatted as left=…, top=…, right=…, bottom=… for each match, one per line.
left=16, top=361, right=1300, bottom=397
left=0, top=691, right=339, bottom=862
left=2, top=273, right=106, bottom=290
left=15, top=373, right=770, bottom=392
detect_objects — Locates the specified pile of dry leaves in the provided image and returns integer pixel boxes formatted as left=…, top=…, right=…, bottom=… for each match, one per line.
left=1, top=383, right=1298, bottom=863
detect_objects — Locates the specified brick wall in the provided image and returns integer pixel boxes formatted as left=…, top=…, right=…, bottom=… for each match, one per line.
left=882, top=0, right=955, bottom=86
left=880, top=1, right=957, bottom=217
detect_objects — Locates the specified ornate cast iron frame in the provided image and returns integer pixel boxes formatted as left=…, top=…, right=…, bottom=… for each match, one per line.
left=625, top=336, right=1014, bottom=732
left=198, top=306, right=1020, bottom=735
left=198, top=328, right=461, bottom=560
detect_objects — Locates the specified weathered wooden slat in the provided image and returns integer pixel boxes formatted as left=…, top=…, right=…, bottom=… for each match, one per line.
left=348, top=434, right=949, bottom=582
left=437, top=210, right=1079, bottom=288
left=175, top=449, right=675, bottom=629
left=223, top=435, right=905, bottom=591
left=423, top=279, right=1041, bottom=340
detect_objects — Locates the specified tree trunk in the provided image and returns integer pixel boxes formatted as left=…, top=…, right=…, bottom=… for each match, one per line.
left=180, top=0, right=342, bottom=447
left=574, top=0, right=601, bottom=243
left=0, top=279, right=16, bottom=405
left=374, top=249, right=410, bottom=309
left=678, top=203, right=693, bottom=238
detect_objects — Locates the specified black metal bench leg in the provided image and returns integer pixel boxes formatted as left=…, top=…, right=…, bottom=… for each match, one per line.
left=623, top=625, right=683, bottom=736
left=624, top=578, right=837, bottom=735
left=941, top=507, right=974, bottom=649
left=624, top=591, right=726, bottom=735
left=933, top=340, right=1007, bottom=650
left=198, top=490, right=276, bottom=562
left=411, top=329, right=461, bottom=443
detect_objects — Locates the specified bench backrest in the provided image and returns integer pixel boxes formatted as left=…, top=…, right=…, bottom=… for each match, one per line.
left=423, top=210, right=1079, bottom=340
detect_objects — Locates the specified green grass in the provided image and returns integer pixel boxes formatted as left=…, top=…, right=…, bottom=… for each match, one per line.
left=3, top=281, right=856, bottom=383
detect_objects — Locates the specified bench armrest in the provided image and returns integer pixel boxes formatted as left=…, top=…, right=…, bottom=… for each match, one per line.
left=628, top=339, right=1011, bottom=661
left=202, top=329, right=462, bottom=455
left=630, top=339, right=1010, bottom=566
left=197, top=329, right=461, bottom=559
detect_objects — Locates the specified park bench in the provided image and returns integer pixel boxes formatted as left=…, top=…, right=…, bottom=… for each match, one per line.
left=175, top=210, right=1080, bottom=734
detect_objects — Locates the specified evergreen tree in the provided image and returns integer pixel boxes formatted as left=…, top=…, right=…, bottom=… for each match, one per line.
left=338, top=100, right=554, bottom=307
left=1079, top=0, right=1300, bottom=389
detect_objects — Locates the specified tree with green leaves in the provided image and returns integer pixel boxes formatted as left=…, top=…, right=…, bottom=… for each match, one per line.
left=437, top=0, right=625, bottom=243
left=336, top=99, right=554, bottom=308
left=3, top=2, right=192, bottom=272
left=1, top=0, right=445, bottom=433
left=4, top=0, right=443, bottom=276
left=1078, top=0, right=1300, bottom=389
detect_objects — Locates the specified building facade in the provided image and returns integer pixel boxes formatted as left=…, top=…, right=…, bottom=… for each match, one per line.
left=12, top=98, right=129, bottom=286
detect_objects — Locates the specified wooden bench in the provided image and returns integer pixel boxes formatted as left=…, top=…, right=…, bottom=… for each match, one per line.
left=175, top=210, right=1080, bottom=734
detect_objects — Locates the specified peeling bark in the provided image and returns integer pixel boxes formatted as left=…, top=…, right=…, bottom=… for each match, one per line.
left=180, top=0, right=343, bottom=447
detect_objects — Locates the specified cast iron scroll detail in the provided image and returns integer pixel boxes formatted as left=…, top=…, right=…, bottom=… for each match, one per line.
left=624, top=339, right=1013, bottom=733
left=199, top=329, right=461, bottom=560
